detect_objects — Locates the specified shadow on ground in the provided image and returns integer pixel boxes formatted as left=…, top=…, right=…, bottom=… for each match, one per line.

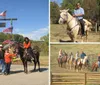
left=30, top=67, right=48, bottom=72
left=10, top=70, right=23, bottom=74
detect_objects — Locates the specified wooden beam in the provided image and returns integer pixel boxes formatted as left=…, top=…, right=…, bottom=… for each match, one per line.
left=0, top=18, right=17, bottom=20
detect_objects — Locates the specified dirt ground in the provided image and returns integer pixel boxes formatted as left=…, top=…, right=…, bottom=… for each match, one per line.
left=0, top=65, right=48, bottom=85
left=50, top=24, right=100, bottom=42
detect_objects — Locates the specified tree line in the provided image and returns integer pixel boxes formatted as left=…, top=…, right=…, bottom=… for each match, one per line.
left=0, top=32, right=49, bottom=56
left=50, top=0, right=100, bottom=24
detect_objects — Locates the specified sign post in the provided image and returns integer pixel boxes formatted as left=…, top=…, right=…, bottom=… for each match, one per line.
left=0, top=23, right=6, bottom=27
left=0, top=18, right=17, bottom=40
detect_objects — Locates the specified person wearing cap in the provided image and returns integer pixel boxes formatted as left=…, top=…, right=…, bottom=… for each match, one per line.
left=73, top=3, right=85, bottom=36
left=23, top=37, right=35, bottom=61
left=0, top=44, right=5, bottom=74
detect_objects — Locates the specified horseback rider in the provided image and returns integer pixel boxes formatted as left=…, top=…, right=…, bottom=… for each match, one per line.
left=97, top=54, right=100, bottom=67
left=70, top=52, right=74, bottom=61
left=80, top=51, right=86, bottom=63
left=58, top=49, right=63, bottom=58
left=73, top=3, right=85, bottom=36
left=23, top=37, right=35, bottom=61
left=75, top=51, right=79, bottom=61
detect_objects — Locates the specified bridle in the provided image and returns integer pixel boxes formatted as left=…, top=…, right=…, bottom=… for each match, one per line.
left=60, top=13, right=79, bottom=30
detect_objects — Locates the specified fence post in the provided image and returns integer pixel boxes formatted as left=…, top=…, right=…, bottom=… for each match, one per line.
left=84, top=73, right=87, bottom=85
left=99, top=26, right=100, bottom=31
left=51, top=72, right=52, bottom=85
left=95, top=23, right=97, bottom=33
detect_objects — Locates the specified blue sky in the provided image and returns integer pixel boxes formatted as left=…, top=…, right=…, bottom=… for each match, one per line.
left=50, top=0, right=62, bottom=5
left=0, top=0, right=48, bottom=40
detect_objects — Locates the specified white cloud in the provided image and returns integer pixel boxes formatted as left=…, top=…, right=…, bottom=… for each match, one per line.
left=13, top=27, right=48, bottom=40
left=20, top=27, right=48, bottom=40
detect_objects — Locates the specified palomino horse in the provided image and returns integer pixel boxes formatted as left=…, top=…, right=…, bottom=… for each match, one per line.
left=59, top=9, right=92, bottom=42
left=67, top=53, right=75, bottom=70
left=57, top=51, right=68, bottom=68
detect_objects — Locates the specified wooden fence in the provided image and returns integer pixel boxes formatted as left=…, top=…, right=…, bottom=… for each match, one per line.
left=51, top=72, right=100, bottom=85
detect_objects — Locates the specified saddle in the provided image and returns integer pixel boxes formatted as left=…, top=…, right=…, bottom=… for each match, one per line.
left=67, top=19, right=85, bottom=36
left=24, top=49, right=33, bottom=61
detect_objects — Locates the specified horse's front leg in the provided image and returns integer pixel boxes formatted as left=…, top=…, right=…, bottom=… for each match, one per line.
left=33, top=60, right=36, bottom=71
left=37, top=60, right=40, bottom=71
left=85, top=30, right=88, bottom=42
left=21, top=59, right=25, bottom=72
left=70, top=63, right=71, bottom=70
left=24, top=61, right=28, bottom=74
left=68, top=32, right=74, bottom=42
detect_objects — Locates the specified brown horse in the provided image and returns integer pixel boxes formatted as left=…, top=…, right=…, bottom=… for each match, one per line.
left=92, top=61, right=99, bottom=71
left=57, top=51, right=68, bottom=68
left=73, top=58, right=83, bottom=72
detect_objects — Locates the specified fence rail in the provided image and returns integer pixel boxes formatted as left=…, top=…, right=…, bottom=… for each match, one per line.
left=51, top=72, right=100, bottom=85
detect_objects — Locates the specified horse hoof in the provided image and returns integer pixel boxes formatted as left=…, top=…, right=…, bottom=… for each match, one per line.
left=25, top=72, right=28, bottom=74
left=33, top=69, right=36, bottom=71
left=38, top=69, right=41, bottom=72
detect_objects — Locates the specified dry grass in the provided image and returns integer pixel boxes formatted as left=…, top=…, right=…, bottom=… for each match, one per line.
left=50, top=44, right=100, bottom=73
left=50, top=24, right=100, bottom=42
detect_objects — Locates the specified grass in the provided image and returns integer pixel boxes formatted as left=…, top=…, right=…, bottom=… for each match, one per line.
left=50, top=24, right=100, bottom=42
left=50, top=44, right=100, bottom=73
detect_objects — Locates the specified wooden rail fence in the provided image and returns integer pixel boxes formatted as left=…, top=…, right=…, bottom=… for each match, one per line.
left=51, top=72, right=100, bottom=85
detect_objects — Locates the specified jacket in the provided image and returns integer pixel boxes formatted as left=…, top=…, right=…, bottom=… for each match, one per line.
left=4, top=53, right=16, bottom=63
left=23, top=41, right=31, bottom=49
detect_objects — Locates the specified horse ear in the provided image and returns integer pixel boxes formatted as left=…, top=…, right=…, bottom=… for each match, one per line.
left=60, top=10, right=63, bottom=13
left=66, top=9, right=69, bottom=12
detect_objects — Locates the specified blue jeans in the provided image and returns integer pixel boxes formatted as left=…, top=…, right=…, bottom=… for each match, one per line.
left=5, top=62, right=11, bottom=74
left=0, top=59, right=5, bottom=73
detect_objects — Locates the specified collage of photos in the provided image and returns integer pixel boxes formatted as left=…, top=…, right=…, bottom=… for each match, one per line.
left=0, top=0, right=100, bottom=85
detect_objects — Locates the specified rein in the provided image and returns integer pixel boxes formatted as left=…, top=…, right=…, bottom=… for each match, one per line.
left=60, top=16, right=79, bottom=32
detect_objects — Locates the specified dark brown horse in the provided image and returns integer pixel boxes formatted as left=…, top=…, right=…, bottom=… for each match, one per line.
left=14, top=43, right=40, bottom=73
left=57, top=51, right=68, bottom=68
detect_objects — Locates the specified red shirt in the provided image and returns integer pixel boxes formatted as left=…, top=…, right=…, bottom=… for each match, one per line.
left=4, top=53, right=16, bottom=63
left=23, top=41, right=31, bottom=49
